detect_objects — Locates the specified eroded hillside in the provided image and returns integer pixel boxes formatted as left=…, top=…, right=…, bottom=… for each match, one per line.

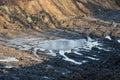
left=0, top=0, right=120, bottom=38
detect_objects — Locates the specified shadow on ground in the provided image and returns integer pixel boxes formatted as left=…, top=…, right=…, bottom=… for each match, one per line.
left=77, top=0, right=120, bottom=23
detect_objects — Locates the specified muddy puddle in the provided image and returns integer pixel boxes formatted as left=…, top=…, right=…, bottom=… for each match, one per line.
left=5, top=36, right=118, bottom=65
left=0, top=36, right=120, bottom=80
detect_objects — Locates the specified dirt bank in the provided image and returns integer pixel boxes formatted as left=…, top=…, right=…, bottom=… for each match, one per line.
left=0, top=0, right=120, bottom=38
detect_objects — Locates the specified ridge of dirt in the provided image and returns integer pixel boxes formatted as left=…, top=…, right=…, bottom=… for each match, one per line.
left=0, top=0, right=120, bottom=38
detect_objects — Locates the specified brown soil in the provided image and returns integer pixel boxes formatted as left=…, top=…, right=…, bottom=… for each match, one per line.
left=0, top=0, right=120, bottom=80
left=0, top=0, right=120, bottom=38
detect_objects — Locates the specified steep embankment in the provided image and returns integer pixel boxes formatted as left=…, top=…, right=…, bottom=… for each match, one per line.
left=21, top=0, right=119, bottom=18
left=0, top=0, right=120, bottom=38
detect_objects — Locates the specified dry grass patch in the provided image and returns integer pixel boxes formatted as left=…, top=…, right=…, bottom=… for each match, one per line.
left=0, top=45, right=44, bottom=67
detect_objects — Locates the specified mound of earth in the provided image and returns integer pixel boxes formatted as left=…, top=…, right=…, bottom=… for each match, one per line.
left=0, top=0, right=120, bottom=38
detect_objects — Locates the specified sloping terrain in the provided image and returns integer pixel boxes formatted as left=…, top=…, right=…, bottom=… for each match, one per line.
left=0, top=0, right=120, bottom=38
left=19, top=0, right=120, bottom=19
left=0, top=0, right=120, bottom=80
